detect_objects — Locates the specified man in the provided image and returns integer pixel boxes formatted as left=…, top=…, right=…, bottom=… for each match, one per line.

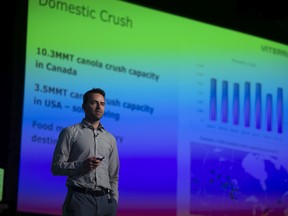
left=51, top=88, right=119, bottom=216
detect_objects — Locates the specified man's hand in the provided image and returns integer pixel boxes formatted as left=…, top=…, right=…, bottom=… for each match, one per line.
left=84, top=156, right=102, bottom=171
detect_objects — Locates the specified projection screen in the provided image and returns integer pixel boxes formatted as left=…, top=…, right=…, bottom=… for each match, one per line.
left=17, top=0, right=288, bottom=215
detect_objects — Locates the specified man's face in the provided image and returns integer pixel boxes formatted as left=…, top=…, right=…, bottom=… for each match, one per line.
left=83, top=93, right=105, bottom=121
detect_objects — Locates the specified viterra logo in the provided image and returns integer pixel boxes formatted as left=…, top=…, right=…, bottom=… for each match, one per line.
left=261, top=45, right=288, bottom=58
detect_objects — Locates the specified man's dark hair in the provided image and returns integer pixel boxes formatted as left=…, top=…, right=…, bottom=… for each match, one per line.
left=83, top=88, right=106, bottom=105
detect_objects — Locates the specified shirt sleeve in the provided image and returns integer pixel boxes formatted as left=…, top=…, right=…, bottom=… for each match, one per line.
left=51, top=127, right=84, bottom=176
left=109, top=137, right=120, bottom=203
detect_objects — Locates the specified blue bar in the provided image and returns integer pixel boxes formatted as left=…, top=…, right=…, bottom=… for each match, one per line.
left=266, top=94, right=273, bottom=132
left=277, top=88, right=283, bottom=133
left=210, top=78, right=217, bottom=121
left=221, top=80, right=228, bottom=123
left=244, top=82, right=251, bottom=127
left=233, top=83, right=239, bottom=125
left=255, top=83, right=262, bottom=129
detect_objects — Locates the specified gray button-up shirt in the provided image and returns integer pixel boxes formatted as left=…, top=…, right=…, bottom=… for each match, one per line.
left=51, top=119, right=119, bottom=202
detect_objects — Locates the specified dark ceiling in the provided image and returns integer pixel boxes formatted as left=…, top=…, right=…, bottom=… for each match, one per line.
left=123, top=0, right=288, bottom=45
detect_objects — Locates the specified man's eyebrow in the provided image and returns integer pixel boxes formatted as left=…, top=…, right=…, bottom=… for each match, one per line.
left=91, top=99, right=105, bottom=103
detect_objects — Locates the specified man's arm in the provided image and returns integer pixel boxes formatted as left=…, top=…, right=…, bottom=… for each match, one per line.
left=51, top=128, right=83, bottom=176
left=109, top=139, right=120, bottom=203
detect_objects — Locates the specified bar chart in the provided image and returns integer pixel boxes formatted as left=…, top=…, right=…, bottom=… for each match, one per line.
left=209, top=78, right=284, bottom=134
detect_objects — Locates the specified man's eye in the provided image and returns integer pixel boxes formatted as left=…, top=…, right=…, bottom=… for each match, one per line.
left=90, top=101, right=105, bottom=106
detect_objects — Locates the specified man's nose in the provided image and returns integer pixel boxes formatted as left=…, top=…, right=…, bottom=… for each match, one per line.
left=95, top=102, right=101, bottom=108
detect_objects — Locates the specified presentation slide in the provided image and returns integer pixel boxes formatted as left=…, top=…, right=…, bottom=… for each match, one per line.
left=17, top=0, right=288, bottom=215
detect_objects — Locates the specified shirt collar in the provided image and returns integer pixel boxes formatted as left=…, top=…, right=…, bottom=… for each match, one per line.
left=81, top=118, right=104, bottom=131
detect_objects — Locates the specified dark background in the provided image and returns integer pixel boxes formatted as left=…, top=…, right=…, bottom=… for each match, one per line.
left=124, top=0, right=288, bottom=45
left=1, top=0, right=288, bottom=215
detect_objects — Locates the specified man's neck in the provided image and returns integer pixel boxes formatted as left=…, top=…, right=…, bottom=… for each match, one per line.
left=84, top=118, right=100, bottom=129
